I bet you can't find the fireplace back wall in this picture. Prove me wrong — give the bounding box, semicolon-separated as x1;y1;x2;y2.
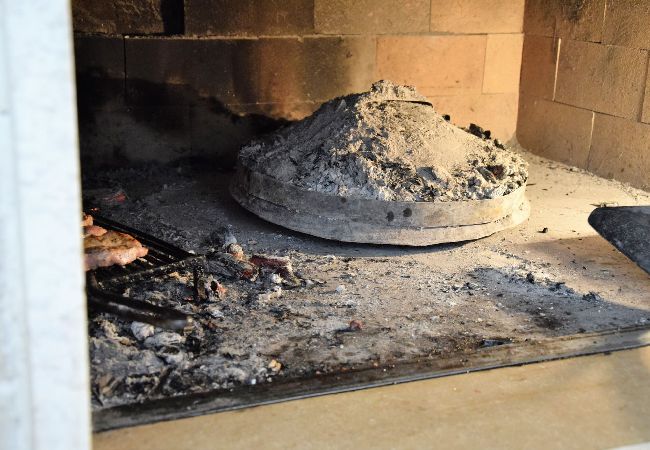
518;0;650;191
73;0;525;168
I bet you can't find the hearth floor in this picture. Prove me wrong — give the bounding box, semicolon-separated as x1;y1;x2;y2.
85;151;650;430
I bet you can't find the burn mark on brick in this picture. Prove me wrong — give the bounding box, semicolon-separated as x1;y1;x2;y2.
561;0;588;23
160;0;184;34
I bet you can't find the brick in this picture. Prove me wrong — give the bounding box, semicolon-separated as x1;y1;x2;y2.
428;94;519;142
555;40;647;120
74;36;125;110
251;37;375;104
555;0;606;42
519;35;559;101
74;36;125;78
189;103;289;167
190;102;315;166
603;0;650;49
523;0;554;36
376;36;486;97
125;38;246;106
72;0;117;34
125;37;374;116
72;0;169;34
114;0;167;34
430;0;524;34
524;0;606;42
315;0;429;34
588;113;650;190
483;34;524;94
517;97;594;168
185;0;314;36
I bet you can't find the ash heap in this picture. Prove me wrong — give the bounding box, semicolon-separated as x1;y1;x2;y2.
239;81;528;203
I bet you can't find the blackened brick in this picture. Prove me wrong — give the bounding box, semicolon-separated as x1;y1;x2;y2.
72;0;169;34
185;0;314;36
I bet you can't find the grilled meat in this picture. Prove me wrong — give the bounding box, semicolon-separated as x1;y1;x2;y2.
82;213;148;270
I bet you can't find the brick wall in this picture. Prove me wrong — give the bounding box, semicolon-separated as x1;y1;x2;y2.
518;0;650;190
73;0;525;167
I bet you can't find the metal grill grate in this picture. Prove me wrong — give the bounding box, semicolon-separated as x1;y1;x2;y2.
90;215;205;284
87;215;205;329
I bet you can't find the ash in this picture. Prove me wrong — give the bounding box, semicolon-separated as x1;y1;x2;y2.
85;152;650;410
239;81;528;202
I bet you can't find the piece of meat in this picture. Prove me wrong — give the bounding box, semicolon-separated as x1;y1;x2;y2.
84;230;148;271
82;213;93;227
83;225;107;238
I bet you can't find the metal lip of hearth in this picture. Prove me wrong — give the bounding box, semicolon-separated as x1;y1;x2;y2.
92;325;650;432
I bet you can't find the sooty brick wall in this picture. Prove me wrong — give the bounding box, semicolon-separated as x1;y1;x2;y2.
73;0;524;167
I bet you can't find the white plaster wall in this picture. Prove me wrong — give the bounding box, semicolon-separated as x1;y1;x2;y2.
0;1;90;449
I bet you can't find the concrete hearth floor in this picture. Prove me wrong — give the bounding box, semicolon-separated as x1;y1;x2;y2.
86;150;650;438
94;345;650;450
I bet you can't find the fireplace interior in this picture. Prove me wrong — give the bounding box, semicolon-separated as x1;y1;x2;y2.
69;0;650;434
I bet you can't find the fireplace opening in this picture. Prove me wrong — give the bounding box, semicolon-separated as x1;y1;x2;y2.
69;0;650;432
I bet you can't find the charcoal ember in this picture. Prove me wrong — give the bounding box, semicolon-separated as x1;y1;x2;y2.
250;254;292;270
211;279;228;299
487;164;506;179
84;187;128;207
199;274;228;302
226;243;244;260
250;254;301;286
349;319;363;331
205;226;237;248
206;252;258;281
583;292;603;302
476;166;497;183
467;123;491;140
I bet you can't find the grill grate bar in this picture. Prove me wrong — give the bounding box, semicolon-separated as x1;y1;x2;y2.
85;214;206;329
89;215;203;283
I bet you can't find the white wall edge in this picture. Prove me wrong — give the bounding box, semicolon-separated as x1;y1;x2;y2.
0;0;90;449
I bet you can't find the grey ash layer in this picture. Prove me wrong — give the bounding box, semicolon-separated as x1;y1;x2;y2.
84;156;650;411
239;81;528;202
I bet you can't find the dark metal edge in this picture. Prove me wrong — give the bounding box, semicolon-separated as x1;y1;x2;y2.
93;325;650;432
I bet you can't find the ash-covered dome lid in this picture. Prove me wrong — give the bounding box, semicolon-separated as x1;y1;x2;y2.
239;81;527;202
